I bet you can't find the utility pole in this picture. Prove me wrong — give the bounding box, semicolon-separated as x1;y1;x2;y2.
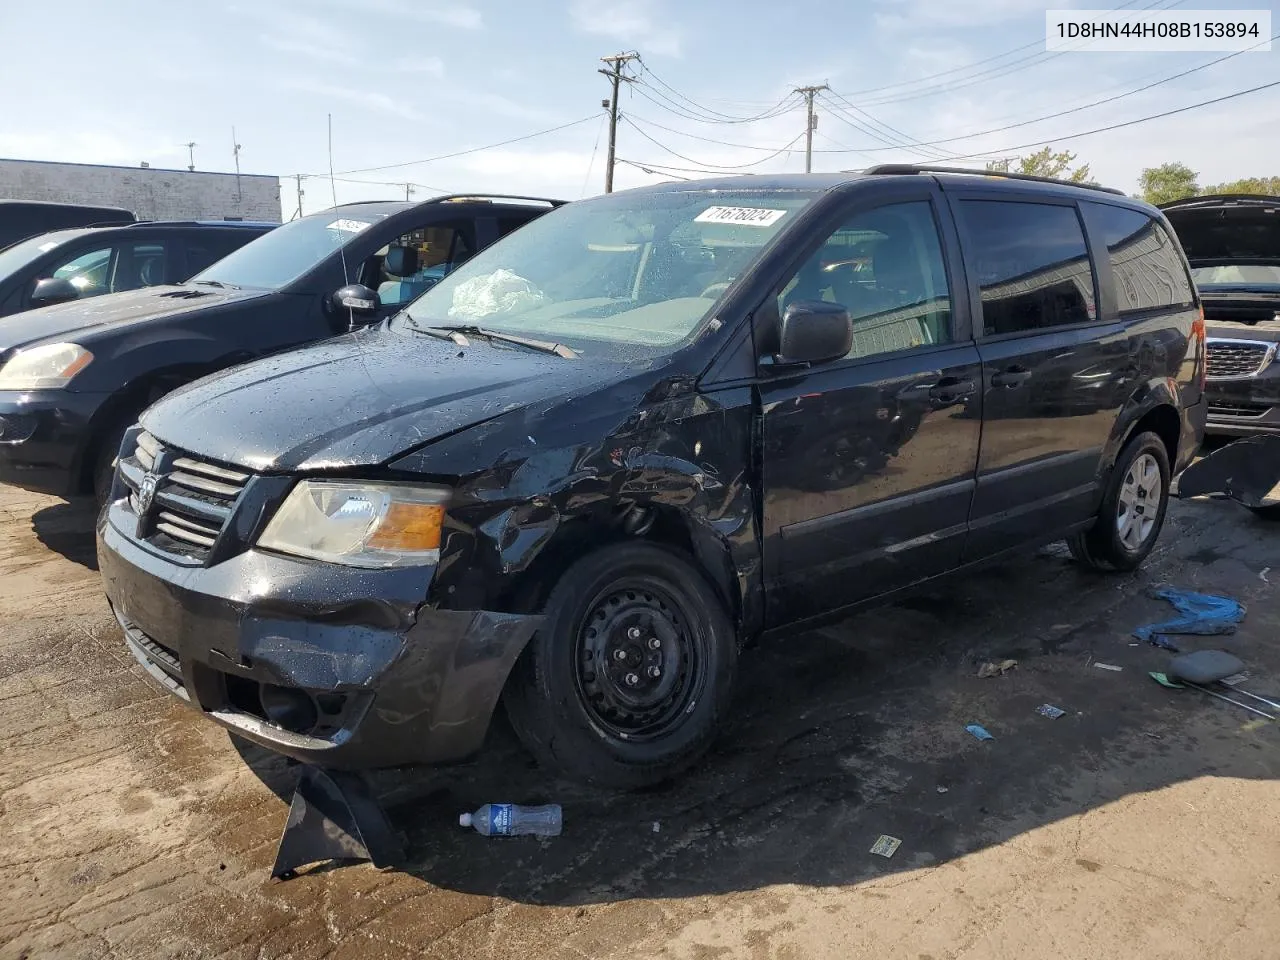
293;174;305;220
599;51;638;194
183;141;197;171
231;128;242;202
404;183;415;202
794;85;828;173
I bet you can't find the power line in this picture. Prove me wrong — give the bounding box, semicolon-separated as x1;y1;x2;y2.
816;92;950;161
822;35;1277;154
306;116;598;177
635;57;798;123
581;113;607;198
916;78;1280;164
621;116;804;170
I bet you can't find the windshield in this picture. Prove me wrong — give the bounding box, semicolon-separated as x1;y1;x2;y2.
1192;264;1280;287
191;211;389;290
0;229;86;279
399;188;817;349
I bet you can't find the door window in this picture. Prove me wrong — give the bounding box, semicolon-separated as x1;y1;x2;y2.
49;247;113;297
371;222;475;309
958;201;1097;336
183;234;251;280
777;201;952;359
1081;203;1194;312
111;242;167;290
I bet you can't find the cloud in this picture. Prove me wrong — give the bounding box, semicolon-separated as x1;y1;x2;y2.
570;0;683;58
282;79;424;121
389;57;446;76
307;0;483;29
874;0;1055;29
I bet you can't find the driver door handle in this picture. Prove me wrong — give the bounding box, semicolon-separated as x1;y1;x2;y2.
928;377;976;402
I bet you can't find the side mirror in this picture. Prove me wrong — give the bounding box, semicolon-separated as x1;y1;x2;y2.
775;300;852;366
331;283;381;317
31;277;81;307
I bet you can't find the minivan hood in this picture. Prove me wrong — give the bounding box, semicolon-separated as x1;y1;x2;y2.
140;324;629;472
0;284;267;350
1161;196;1280;266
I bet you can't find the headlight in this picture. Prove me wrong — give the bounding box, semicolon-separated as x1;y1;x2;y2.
0;343;94;390
258;480;449;568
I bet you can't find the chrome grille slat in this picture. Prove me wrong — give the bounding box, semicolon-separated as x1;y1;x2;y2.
1206;341;1273;380
115;431;253;562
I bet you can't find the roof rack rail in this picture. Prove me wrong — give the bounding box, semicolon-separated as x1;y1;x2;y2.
861;164;1127;197
424;194;568;207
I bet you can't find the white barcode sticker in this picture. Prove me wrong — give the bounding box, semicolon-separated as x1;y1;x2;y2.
694;206;787;227
327;218;371;234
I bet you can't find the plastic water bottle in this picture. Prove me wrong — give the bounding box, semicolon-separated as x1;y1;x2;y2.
459;803;562;837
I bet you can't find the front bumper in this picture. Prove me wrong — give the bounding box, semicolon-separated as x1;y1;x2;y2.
1205;336;1280;436
0;389;108;496
97;498;541;769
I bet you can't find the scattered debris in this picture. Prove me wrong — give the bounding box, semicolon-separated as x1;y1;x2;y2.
1133;589;1246;651
1261;568;1271;583
1170;650;1280;713
1036;704;1066;719
966;724;995;741
936;786;949;794
1149;671;1183;689
870;835;902;858
1094;663;1123;672
1152;657;1278;720
1221;673;1250;687
652;821;661;834
977;658;1018;679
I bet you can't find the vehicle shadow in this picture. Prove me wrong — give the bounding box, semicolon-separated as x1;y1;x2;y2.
233;497;1280;904
31;498;100;570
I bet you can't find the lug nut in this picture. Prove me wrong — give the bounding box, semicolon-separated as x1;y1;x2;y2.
627;626;641;640
624;672;639;687
647;637;661;650
613;649;627;661
647;666;661;679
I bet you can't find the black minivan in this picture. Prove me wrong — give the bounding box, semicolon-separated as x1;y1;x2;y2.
98;166;1207;789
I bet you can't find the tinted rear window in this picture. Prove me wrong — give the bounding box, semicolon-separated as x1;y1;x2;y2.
1082;203;1194;312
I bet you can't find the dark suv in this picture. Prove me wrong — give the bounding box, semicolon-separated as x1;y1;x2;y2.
98;166;1206;790
0;195;560;500
1161;195;1280;435
0;220;275;317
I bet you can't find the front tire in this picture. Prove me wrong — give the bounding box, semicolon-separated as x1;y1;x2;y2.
1068;430;1170;571
503;541;737;790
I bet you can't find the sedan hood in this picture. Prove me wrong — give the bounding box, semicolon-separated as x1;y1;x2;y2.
140;324;629;471
0;284;267;350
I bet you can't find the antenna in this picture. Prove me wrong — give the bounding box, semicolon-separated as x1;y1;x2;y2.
328;113;354;331
232;127;242;202
183;141;197;171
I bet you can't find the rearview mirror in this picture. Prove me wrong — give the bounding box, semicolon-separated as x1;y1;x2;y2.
331;283;381;317
31;277;81;308
775;300;852;366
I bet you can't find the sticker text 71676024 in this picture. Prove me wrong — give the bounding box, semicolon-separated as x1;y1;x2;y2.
694;206;788;227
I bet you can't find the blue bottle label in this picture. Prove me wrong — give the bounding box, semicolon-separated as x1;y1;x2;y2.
490;804;512;835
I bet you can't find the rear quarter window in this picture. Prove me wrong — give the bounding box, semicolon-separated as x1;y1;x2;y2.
1082;202;1194;312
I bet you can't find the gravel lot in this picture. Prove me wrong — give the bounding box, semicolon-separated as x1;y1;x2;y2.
1;484;1277;960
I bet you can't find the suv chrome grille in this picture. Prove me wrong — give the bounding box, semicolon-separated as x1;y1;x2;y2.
1206;340;1275;379
117;431;251;561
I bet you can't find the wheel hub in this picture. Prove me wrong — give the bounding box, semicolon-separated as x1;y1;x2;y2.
1116;452;1162;550
576;585;695;740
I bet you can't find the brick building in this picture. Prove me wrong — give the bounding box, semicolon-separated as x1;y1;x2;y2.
0;158;281;222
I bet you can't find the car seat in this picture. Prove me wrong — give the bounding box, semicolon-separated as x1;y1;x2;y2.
377;245;429;306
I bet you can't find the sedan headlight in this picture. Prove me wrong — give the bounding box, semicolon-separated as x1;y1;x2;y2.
258;480;449;568
0;343;93;390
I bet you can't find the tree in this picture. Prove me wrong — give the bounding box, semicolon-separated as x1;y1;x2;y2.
1139;162;1199;205
1203;176;1280;196
989;147;1092;183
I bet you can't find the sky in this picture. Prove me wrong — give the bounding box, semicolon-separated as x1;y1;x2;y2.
0;0;1276;217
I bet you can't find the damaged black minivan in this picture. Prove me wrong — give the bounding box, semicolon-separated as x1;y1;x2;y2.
98;167;1206;788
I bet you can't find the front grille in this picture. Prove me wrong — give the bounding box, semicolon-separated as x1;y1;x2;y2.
1208;402;1272;419
1206;341;1274;379
117;431;252;562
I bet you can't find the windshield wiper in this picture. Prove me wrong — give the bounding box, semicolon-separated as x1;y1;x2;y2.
191;279;239;290
410;322;578;358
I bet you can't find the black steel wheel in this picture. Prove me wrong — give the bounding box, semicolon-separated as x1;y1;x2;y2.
504;541;737;790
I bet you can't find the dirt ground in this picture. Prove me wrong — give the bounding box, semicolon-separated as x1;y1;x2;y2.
1;483;1277;960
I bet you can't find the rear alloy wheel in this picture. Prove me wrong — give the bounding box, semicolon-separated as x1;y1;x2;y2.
504;541;737;790
1068;430;1171;571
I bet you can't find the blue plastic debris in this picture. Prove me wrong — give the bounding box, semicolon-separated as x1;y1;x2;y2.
966;724;994;741
1132;589;1245;652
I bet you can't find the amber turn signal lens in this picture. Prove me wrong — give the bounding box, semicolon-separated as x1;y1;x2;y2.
366;502;444;551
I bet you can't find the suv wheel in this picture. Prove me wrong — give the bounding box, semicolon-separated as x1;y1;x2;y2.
1068;430;1170;571
503;541;737;790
